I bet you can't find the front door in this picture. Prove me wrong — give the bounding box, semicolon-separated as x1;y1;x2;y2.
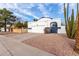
50;22;58;33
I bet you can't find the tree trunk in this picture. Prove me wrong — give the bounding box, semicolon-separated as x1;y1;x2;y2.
4;19;7;32
76;12;79;49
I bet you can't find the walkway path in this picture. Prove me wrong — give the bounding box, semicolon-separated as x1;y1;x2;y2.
0;35;53;56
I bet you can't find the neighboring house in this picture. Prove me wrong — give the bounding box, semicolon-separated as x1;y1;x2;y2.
0;24;10;32
28;17;66;33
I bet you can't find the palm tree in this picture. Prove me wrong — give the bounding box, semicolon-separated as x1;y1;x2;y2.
0;8;16;32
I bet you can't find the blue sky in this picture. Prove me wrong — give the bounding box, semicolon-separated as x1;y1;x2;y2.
0;3;77;22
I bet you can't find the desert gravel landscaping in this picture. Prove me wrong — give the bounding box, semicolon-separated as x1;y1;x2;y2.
22;33;79;56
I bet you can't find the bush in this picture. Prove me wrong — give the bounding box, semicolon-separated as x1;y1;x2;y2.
23;21;28;28
44;27;51;34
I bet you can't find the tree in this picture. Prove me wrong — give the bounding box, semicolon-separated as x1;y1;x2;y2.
0;8;16;32
23;21;28;28
0;21;4;28
14;21;23;28
7;15;17;27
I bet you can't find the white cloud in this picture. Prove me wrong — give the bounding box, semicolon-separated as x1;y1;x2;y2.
58;3;77;21
18;3;36;9
58;3;77;15
26;4;36;8
18;7;39;19
13;12;31;21
15;4;39;19
38;4;49;17
0;3;39;19
0;3;17;9
0;3;8;8
69;3;76;9
58;4;64;14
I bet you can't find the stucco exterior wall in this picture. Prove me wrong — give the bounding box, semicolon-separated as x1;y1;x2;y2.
58;26;66;33
28;18;66;33
12;28;27;33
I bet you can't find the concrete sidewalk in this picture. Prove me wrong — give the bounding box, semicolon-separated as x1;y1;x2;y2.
0;35;54;56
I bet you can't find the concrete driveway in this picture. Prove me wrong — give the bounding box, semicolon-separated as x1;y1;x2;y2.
4;33;42;42
0;35;53;56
